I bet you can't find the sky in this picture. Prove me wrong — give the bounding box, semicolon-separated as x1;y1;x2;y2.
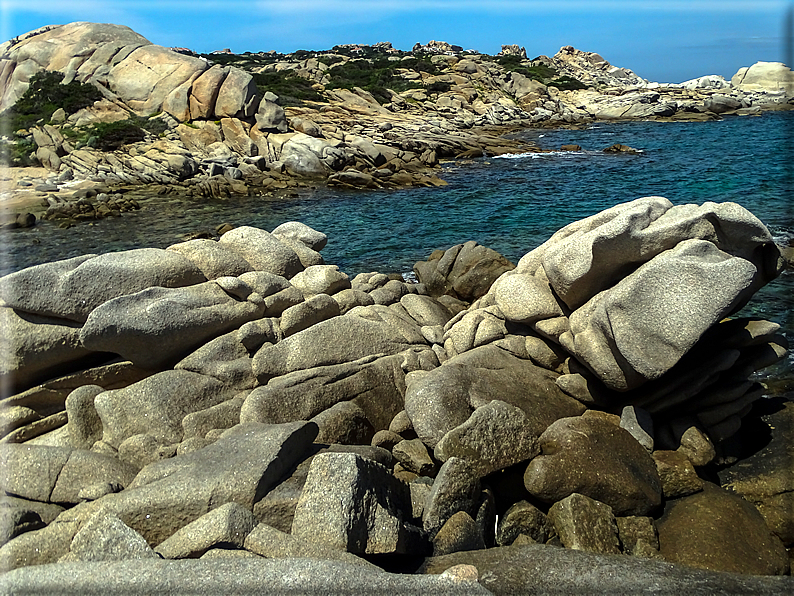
0;0;792;84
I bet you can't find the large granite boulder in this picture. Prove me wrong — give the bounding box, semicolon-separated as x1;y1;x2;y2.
524;414;662;516
0;250;206;323
731;61;794;96
79;280;263;369
656;482;789;575
404;344;585;450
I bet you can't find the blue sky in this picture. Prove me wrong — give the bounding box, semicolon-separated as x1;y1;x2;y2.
1;0;791;83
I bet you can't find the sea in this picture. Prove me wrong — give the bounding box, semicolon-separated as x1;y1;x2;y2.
2;110;793;382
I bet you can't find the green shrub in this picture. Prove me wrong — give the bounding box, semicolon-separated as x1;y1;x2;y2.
4;70;102;131
251;71;324;106
0;137;37;166
547;76;587;91
325;58;427;104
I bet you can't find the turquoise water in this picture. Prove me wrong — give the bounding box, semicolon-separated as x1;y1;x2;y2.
2;111;792;377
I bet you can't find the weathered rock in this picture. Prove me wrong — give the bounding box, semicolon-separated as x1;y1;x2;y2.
251;304;427;382
434;400;541;476
271;221;328;251
218;226;303;279
65;385;105;450
93;370;232;448
0;250;205;323
495;500;554;547
289;265;350;297
653;450;704;498
731;61;794;95
0;445;136;504
79;281;263;369
0;558;491;595
656;482;789;575
548;493;621;554
63;511;157;562
291;452;423;554
393;438;437;477
414;241;514;303
166;239;254;280
419;543;794;595
279;293;340;338
423;457;480;539
214;67;258;119
432;511;485;556
616;515;659;555
524;415;662;516
311;401;374;445
405;344;584;449
188;64;227;119
155;502;256;559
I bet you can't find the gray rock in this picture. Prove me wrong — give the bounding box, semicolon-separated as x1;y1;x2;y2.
271;221;327;251
166;239;254;279
291;452;423;554
496;500;554;547
432;511;485;556
94;370;232;448
65;385;104;450
0;306;95;393
0;250;205;323
155;502;256;559
252;304;427;382
218;226;303;279
244;522;378;568
333;288;375;314
616;515;659;555
434;400;541;477
311;401;374;445
215;67;258;119
620;405;655;451
653;450;704;498
562;239;765;391
80;281;263;369
414;241;515;302
400;294;454;327
405;344;585;449
656;482;789;575
289;264;350;297
64;511;157;562
393;438;437;477
524;415;662;516
181;394;246;440
547;493;621;554
0;558;491;595
75;422;318;546
255;98;288;132
0;445;136;505
0;506;45;546
243;352;413;431
174;331;255;389
117;434;177;469
420;543;794;595
423;457;481;539
491;272;565;325
279;293;340;338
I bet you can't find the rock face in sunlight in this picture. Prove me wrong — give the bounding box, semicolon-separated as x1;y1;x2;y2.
0;198;791;593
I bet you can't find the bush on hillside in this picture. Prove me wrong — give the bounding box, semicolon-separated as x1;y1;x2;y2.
4;70;103;131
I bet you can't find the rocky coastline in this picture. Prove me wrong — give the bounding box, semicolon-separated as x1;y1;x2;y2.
0;197;792;593
1;22;793;229
0;22;793;594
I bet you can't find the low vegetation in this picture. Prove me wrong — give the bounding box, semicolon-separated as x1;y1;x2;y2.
3;70;103;131
491;54;586;90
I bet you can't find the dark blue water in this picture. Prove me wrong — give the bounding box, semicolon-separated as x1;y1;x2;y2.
2;111;792;376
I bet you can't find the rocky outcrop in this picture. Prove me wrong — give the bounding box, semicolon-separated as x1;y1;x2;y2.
0;200;789;592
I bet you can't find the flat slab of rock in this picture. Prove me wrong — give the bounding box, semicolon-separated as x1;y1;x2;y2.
0;558;491;595
420;543;794;595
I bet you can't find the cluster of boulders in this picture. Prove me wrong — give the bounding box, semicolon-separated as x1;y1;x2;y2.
0;198;791;592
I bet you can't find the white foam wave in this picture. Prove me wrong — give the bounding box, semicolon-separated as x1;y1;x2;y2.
494;150;587;160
